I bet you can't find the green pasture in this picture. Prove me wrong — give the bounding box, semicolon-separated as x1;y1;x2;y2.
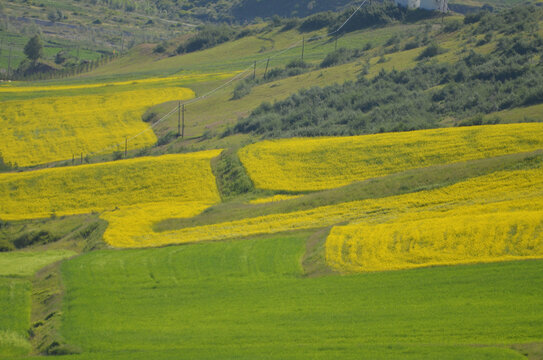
0;249;76;359
0;278;31;358
27;233;541;359
0;250;75;277
0;31;104;74
82;24;424;81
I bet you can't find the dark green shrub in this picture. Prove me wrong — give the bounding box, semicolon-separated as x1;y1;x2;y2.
417;42;445;60
13;231;60;249
320;48;358;68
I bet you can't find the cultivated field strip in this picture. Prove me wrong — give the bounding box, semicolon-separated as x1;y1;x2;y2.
0;87;194;166
141;165;543;249
326;209;543;273
0;151;222;221
238;123;543;191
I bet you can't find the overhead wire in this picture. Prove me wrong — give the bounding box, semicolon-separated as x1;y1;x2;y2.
86;0;369;158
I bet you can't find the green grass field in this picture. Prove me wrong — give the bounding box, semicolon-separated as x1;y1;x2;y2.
26;234;540;359
0;278;31;358
0;250;76;359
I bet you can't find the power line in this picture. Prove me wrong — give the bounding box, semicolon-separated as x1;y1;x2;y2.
78;0;370;160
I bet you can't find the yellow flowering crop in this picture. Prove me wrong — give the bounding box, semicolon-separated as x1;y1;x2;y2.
0;87;194;166
238;123;543;191
326;209;543;273
101;202;215;248
143;165;543;249
249;194;303;204
0;151;222;221
0;73;234;93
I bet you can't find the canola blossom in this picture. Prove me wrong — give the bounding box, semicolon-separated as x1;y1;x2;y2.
0;73;234;93
0;87;194;166
238;123;543;191
101;202;215;248
137;165;543;248
326;209;543;273
0;151;222;221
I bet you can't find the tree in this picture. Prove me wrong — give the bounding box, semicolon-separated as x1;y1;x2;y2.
24;35;43;62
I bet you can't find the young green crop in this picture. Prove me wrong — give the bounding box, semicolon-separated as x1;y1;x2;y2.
50;234;543;359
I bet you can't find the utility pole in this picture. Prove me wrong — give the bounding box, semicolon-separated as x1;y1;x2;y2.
253;61;257;80
121;32;124;54
125;137;128;158
72;154;75;166
301;37;305;61
81;153;83;164
182;104;185;139
7;46;12;78
264;58;270;79
177;101;181;137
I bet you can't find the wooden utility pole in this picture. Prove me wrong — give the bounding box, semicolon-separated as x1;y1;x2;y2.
121;32;125;54
264;58;270;79
177;102;181;137
253;61;257;80
125;137;128;158
182;104;185;139
72;154;75;166
7;47;12;77
81;153;83;164
301;37;305;61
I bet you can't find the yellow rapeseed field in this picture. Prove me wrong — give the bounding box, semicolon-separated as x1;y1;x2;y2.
142;165;543;249
325;167;543;272
238;123;543;191
326;208;543;273
0;151;222;221
101;202;215;248
0;87;194;166
0;72;235;93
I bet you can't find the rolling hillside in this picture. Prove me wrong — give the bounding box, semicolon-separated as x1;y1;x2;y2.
0;2;542;360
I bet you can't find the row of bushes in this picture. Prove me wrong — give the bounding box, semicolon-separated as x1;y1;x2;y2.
228;5;543;139
176;24;255;54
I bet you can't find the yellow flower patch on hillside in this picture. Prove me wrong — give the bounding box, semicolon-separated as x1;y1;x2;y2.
0;87;194;166
144;165;543;249
0;151;222;221
238;123;543;191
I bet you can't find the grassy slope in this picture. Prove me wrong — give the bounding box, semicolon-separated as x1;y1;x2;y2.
0;278;31;358
83;24;416;80
48;234;541;359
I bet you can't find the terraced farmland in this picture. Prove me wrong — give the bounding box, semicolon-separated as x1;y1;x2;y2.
0;82;195;167
0;151;221;220
0;151;222;249
1;4;542;359
238;123;543;191
150;163;543;248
